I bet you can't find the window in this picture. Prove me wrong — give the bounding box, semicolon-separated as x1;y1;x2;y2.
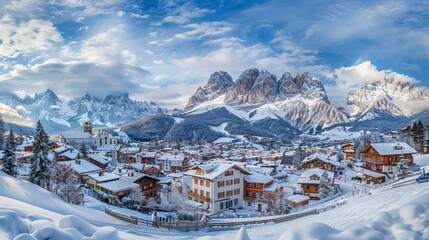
218;192;225;199
220;202;224;209
306;185;310;190
234;178;240;184
200;179;204;186
200;190;204;196
194;189;197;194
194;179;198;184
218;181;225;187
206;181;210;187
234;189;240;195
225;170;233;176
206;191;210;198
234;199;238;205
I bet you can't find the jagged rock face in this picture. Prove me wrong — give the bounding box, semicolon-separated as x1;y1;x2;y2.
186;68;349;132
185;71;233;110
347;78;429;117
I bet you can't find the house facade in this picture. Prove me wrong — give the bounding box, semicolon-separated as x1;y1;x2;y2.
361;142;416;174
300;153;337;172
298;168;334;200
341;143;355;160
185;164;251;214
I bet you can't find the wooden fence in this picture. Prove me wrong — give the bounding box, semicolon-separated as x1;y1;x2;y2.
105;207;139;225
208;209;317;228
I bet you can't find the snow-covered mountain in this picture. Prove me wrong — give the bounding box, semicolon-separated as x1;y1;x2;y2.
0;90;163;133
347;77;429;118
185;69;348;132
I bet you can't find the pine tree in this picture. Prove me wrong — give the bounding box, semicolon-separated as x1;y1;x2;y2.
79;143;88;159
29;121;51;189
320;171;335;199
2;130;18;177
0;113;5;150
396;159;410;180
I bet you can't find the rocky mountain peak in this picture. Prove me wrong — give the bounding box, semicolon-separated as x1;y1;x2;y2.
185;71;233;111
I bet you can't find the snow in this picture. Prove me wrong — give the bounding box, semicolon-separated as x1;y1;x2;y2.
312;127;362;141
213;137;235;144
97;180;140;193
173;117;184;123
88;172;120;182
59;160;101;175
210;123;229;135
369;142;417;155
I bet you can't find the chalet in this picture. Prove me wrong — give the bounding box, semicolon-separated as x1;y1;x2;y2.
54;146;79;161
158;154;189;173
287;195;310;208
361;142;417;174
87;153;111;169
59;159;101;182
243;172;283;211
120;172;161;198
300;153;338;172
362;169;386;184
298;168;334;200
341;143;355;160
87;172;139;201
184;164;251;214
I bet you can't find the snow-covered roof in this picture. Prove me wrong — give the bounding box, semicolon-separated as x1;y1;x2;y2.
120;172;158;183
61;132;93;139
298;168;333;185
138;152;156;158
88;172;120;182
120;147;140;154
185;164;251;181
366;142;417;155
301;153;338;165
59;160;101;175
158;154;185;161
287;195;310;203
97;180;139;193
244;172;274;184
363;169;385;178
88;153;111;165
95;145;121;151
58;149;79;159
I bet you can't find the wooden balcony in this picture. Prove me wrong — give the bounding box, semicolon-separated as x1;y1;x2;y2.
188;191;211;202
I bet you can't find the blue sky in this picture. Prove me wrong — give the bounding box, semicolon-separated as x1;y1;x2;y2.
0;0;428;108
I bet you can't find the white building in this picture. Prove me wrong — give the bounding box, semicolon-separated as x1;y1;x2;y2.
185;164;251;214
59;122;120;149
158;154;189;173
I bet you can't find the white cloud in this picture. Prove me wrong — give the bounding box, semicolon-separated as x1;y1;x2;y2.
325;61;418;107
0;60;149;98
130;13;149;19
0;15;63;58
116;11;125;17
158;2;213;25
174;21;232;40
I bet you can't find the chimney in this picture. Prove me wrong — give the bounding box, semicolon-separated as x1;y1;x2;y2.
118;168;122;173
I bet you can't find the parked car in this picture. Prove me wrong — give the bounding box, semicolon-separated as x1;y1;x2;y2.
416;173;429;183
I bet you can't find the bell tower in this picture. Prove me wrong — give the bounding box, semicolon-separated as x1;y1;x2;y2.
83;122;92;134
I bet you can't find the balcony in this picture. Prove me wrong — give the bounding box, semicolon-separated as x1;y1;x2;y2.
188;191;211;202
